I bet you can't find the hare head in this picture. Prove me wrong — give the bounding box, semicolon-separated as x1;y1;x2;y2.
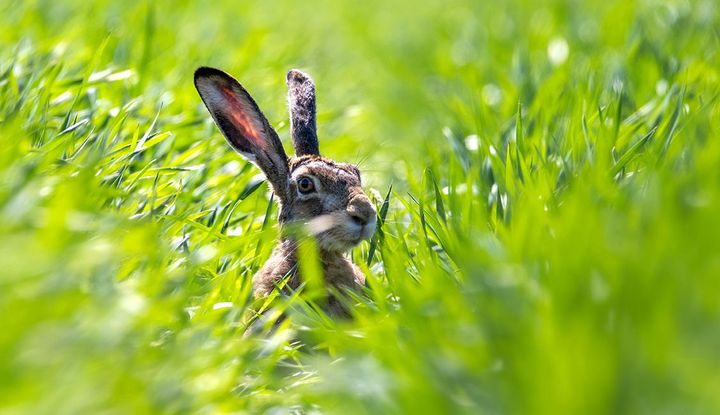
194;67;376;253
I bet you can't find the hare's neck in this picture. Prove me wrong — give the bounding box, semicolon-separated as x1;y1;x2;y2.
260;239;362;298
277;238;349;263
275;238;355;284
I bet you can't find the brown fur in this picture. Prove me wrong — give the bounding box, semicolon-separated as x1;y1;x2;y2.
253;240;365;316
195;67;376;316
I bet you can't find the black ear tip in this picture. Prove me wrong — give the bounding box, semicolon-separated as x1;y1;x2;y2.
286;69;313;85
194;66;227;82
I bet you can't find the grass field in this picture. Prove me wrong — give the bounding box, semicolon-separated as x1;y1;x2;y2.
1;0;720;413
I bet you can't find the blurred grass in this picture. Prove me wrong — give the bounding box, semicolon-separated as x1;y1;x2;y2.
1;0;720;413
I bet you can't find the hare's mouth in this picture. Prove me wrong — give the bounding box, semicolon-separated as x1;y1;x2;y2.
358;216;377;241
342;215;376;250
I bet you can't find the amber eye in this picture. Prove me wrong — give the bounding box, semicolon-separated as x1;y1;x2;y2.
297;176;315;194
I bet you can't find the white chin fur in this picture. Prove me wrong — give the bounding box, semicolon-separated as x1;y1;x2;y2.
305;213;376;252
305;214;338;235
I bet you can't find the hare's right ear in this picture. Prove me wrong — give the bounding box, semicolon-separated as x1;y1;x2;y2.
194;67;290;201
286;69;320;156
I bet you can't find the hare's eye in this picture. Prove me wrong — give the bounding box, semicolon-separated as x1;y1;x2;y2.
297;176;315;194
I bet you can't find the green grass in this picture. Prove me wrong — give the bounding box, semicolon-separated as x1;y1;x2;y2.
1;0;720;413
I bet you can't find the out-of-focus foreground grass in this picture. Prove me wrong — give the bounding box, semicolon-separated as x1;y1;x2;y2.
1;0;719;413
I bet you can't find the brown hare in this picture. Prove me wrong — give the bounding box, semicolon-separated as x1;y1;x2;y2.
194;67;376;316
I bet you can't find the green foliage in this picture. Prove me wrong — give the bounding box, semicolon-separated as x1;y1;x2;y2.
1;0;719;413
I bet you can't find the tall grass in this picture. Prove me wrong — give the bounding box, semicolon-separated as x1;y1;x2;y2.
1;0;719;413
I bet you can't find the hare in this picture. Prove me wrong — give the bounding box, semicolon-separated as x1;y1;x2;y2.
194;67;377;315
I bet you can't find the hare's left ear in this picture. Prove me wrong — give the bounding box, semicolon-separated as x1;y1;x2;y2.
194;67;291;202
287;69;320;156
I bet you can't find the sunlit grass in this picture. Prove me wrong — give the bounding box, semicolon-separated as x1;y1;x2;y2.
1;0;719;413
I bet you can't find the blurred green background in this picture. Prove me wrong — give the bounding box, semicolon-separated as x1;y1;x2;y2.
1;0;719;413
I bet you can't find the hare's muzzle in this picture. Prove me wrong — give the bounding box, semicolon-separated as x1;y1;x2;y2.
347;193;377;240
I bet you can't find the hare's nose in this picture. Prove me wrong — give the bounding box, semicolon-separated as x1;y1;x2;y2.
347;194;376;227
349;211;369;226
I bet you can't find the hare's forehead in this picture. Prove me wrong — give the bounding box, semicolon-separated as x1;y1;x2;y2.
290;161;360;184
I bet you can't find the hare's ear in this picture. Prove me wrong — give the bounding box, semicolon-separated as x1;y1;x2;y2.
286;69;320;156
195;67;290;201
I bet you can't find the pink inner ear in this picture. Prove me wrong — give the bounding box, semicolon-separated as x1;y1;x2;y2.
220;85;267;150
